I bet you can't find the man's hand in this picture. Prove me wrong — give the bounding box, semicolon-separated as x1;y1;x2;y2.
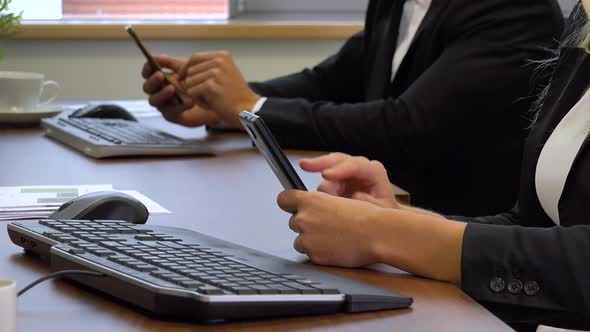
300;153;399;209
142;54;221;127
178;51;261;128
277;190;385;267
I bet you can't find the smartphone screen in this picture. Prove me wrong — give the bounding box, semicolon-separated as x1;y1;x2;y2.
125;25;183;105
239;111;307;191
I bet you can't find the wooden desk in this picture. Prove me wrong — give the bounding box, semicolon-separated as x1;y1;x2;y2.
0;122;511;331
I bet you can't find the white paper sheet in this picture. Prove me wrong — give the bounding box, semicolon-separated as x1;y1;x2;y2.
0;185;170;221
117;190;170;215
0;185;113;208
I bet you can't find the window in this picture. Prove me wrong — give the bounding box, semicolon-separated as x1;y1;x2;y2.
10;0;231;20
243;0;367;13
63;0;229;19
10;0;366;21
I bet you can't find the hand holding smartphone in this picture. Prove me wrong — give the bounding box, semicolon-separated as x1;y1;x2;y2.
239;111;307;191
125;25;184;105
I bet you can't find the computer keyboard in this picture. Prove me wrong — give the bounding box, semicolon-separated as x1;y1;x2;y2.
8;219;412;322
59;117;184;146
42;111;215;158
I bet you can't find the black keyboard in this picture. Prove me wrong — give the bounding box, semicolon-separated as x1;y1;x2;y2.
57;117;184;146
8;219;412;322
42;110;215;158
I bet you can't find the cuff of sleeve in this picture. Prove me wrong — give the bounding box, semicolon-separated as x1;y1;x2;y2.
461;223;530;307
460;223;578;324
445;215;476;223
251;97;268;114
462;223;505;298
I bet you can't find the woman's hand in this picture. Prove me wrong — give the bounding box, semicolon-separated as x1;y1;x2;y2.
300;153;399;209
277;189;465;284
277;190;386;267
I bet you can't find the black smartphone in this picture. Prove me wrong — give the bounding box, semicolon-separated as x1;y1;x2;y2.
239;111;307;191
125;25;183;105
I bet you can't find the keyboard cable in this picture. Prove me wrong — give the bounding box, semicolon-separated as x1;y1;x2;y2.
17;270;106;297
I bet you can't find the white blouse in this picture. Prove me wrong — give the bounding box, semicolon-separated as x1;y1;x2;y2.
536;87;590;225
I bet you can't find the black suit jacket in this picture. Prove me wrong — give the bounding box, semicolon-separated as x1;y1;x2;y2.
456;14;590;329
250;0;563;216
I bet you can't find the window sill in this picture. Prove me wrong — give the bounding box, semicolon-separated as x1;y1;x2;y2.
14;13;363;40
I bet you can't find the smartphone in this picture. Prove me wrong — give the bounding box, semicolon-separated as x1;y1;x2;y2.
239;111;308;191
125;25;183;105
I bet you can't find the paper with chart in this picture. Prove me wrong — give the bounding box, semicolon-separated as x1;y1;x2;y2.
0;185;170;220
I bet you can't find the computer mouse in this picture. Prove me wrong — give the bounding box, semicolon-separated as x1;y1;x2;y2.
48;191;149;224
70;104;137;121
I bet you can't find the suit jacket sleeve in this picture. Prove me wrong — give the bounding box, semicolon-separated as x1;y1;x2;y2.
249;1;560;163
460;216;590;328
249;32;365;104
448;205;520;225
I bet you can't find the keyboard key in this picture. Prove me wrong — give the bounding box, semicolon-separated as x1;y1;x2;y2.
174;253;194;258
187;272;209;279
281;274;306;280
157;241;185;249
134;234;158;241
101;235;129;241
68;248;86;255
228;286;257;295
267;284;300;294
133;264;157;272
197;286;224;295
282;282;321;294
313;286;341;295
249;285;279;294
179;280;205;288
91;249;116;257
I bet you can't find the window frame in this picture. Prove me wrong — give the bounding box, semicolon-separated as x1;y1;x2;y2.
9;0;365;40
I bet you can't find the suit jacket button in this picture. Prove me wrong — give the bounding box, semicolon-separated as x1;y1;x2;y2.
524;281;539;296
507;280;523;294
489;277;506;293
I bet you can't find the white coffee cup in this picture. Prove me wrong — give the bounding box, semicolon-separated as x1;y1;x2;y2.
0;279;16;332
0;71;60;113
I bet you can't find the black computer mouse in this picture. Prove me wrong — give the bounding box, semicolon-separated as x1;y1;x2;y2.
70;104;137;121
48;191;149;224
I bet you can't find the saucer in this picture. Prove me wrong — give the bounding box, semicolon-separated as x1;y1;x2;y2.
0;104;63;126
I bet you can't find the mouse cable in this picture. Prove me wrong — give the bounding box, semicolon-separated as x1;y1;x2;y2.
17;270;106;297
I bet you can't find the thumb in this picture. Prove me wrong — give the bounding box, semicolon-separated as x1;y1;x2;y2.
277;190;303;214
156;54;184;72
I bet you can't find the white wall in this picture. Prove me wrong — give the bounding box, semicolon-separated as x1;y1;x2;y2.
0;39;344;100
